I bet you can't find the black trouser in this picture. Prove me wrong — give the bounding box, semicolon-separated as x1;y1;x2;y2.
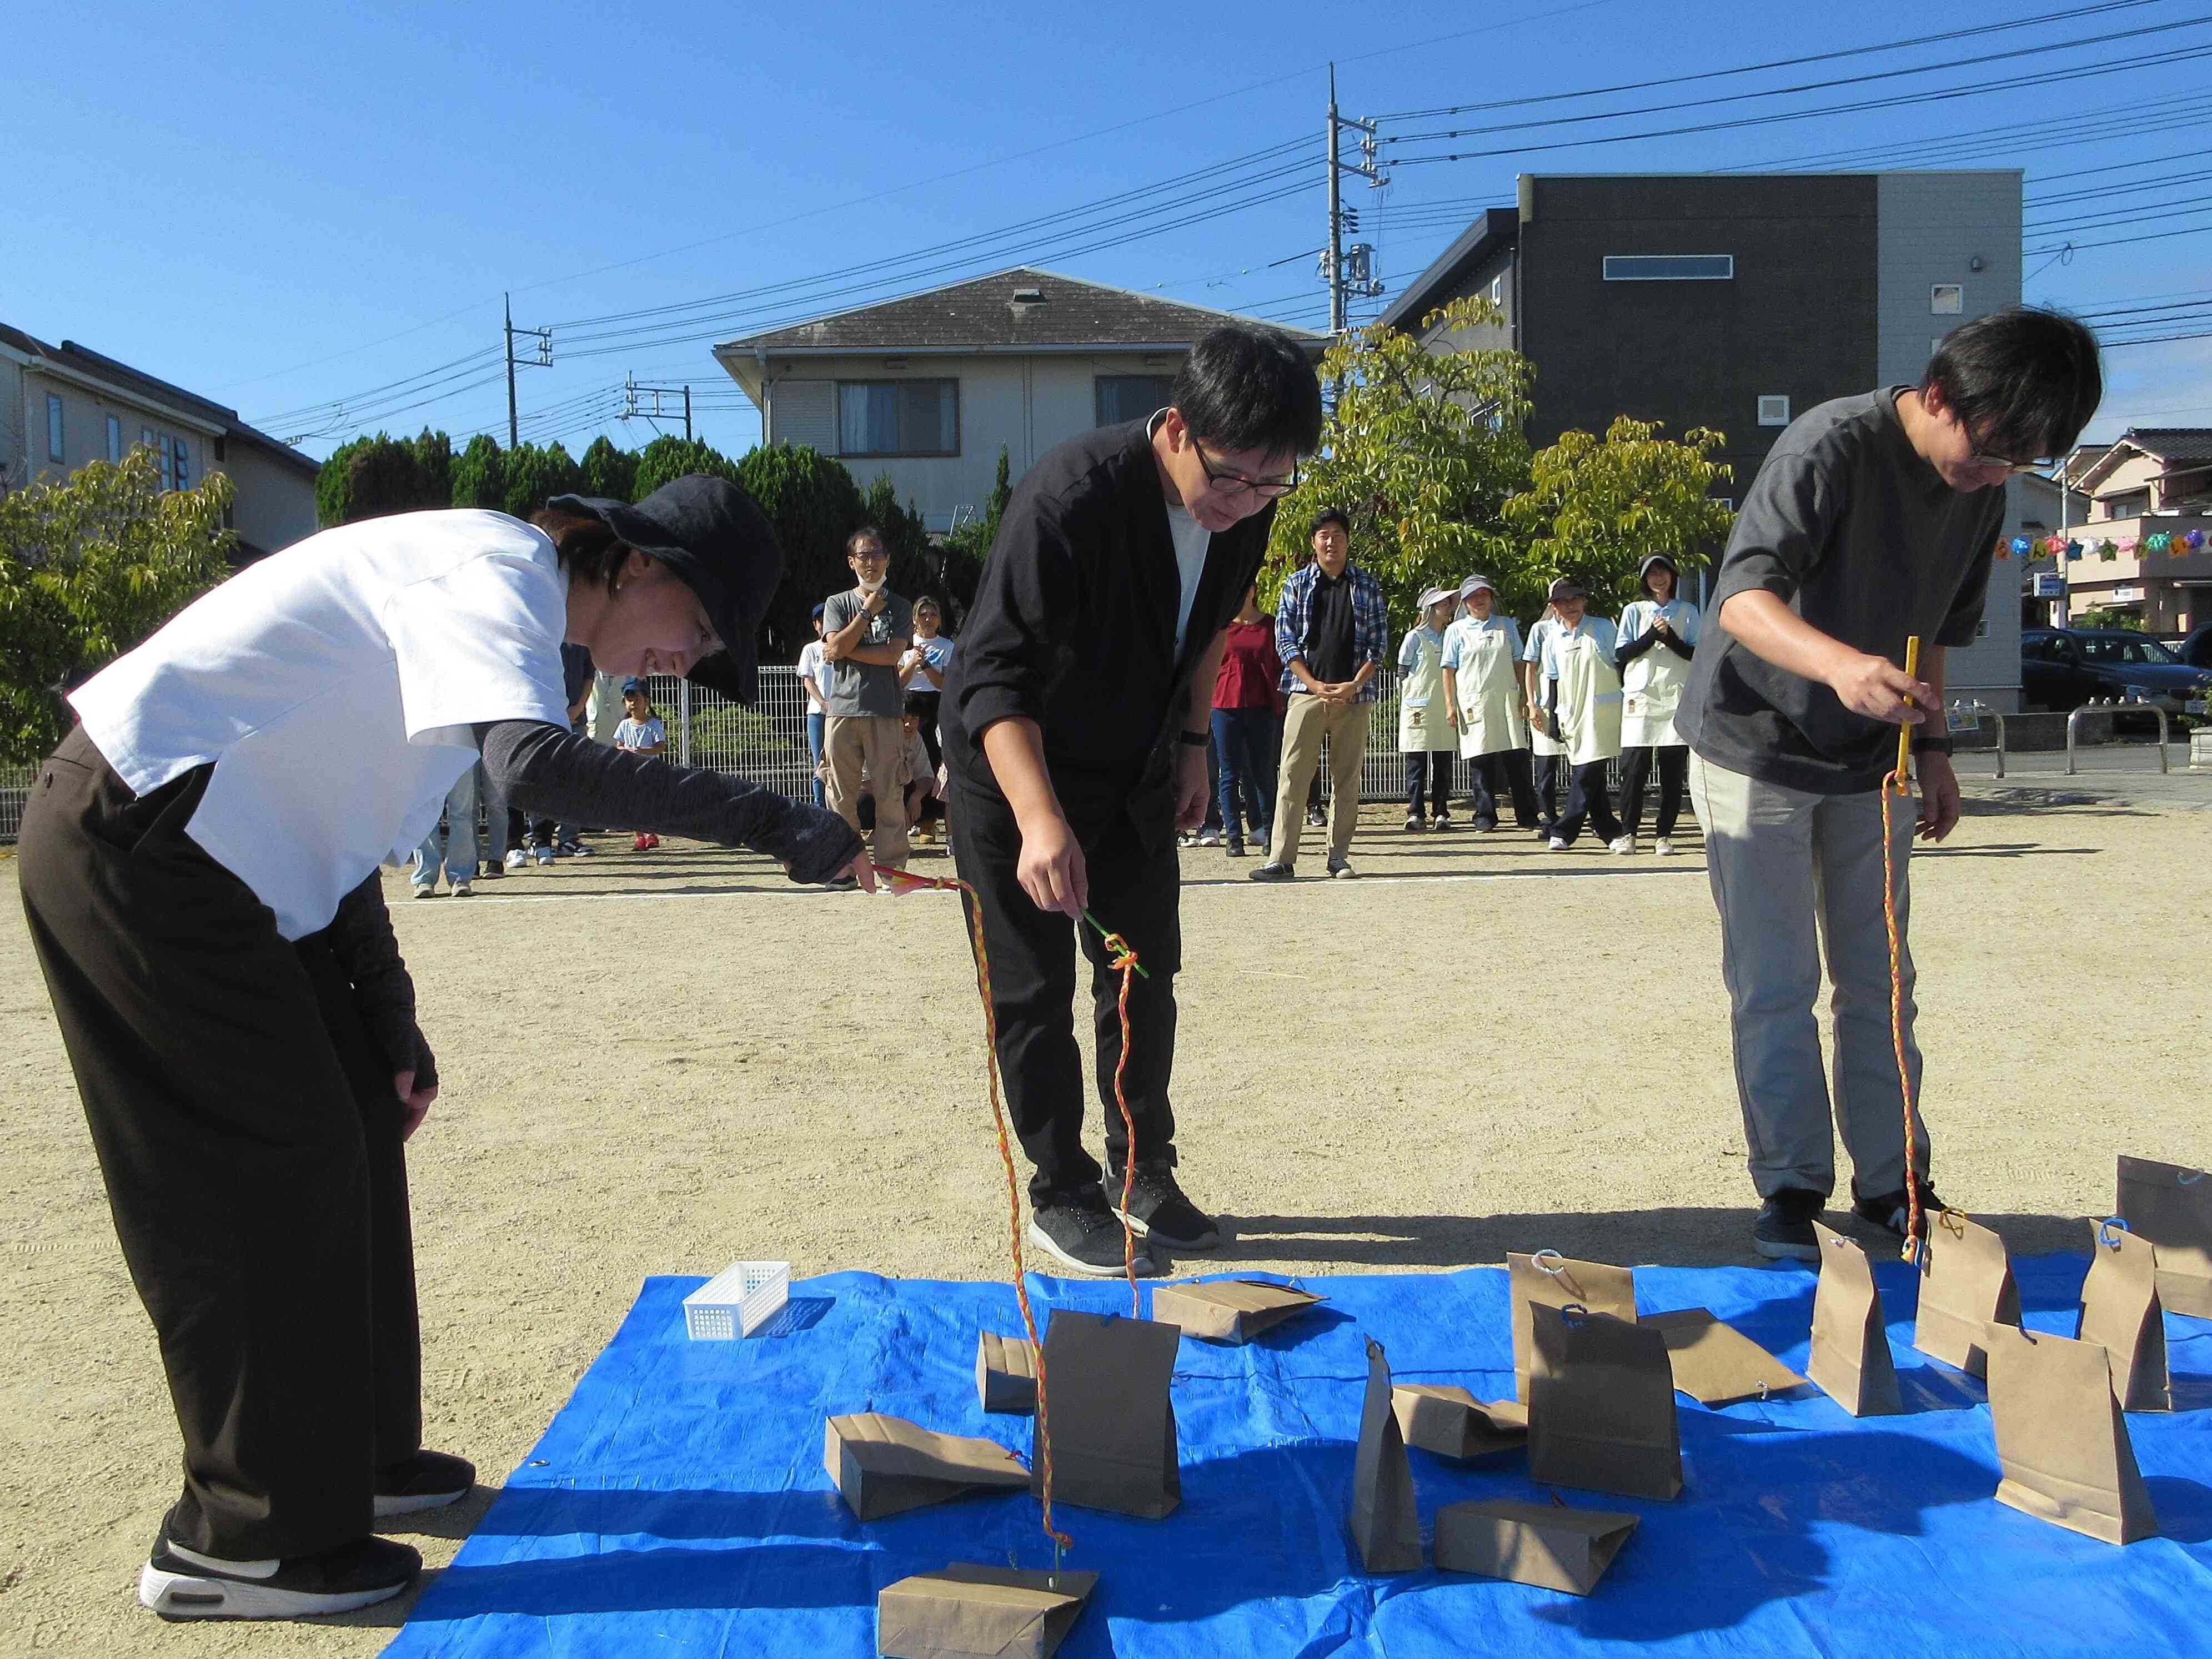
1405;751;1453;818
17;728;420;1561
949;780;1181;1203
908;690;944;776
1619;743;1688;837
1533;750;1563;833
1549;757;1623;846
1467;748;1540;829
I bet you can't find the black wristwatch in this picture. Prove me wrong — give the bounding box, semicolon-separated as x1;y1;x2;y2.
1176;730;1208;749
1910;733;1955;757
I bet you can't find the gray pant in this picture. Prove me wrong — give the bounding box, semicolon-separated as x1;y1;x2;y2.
1688;753;1929;1202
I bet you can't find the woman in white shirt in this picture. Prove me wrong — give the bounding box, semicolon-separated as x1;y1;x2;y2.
897;594;956;777
15;477;865;1623
797;602;833;808
1613;554;1702;854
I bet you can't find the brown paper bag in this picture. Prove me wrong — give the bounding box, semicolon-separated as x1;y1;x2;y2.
1433;1498;1639;1595
1035;1311;1180;1519
1527;1304;1682;1502
1349;1337;1423;1572
1986;1323;2160;1545
824;1414;1030;1522
2078;1220;2170;1413
1391;1385;1528;1461
1639;1309;1806;1405
2118;1155;2212;1319
1509;1250;1637;1401
1807;1221;1903;1417
976;1332;1037;1416
876;1564;1098;1659
1149;1279;1325;1345
1911;1210;2020;1378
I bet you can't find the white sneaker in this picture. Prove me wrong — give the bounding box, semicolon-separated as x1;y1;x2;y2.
1547;836;1569;851
504;848;528;871
1609;836;1635;855
1196;829;1225;847
532;848;555;867
450;880;474;898
411;884;437;899
1654;836;1676;857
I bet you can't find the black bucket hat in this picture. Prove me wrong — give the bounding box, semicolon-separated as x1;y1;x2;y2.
544;475;783;703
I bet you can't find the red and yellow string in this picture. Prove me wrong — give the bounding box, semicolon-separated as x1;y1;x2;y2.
1884;639;1929;1261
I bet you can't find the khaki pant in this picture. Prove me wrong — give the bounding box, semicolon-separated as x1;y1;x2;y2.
1268;694;1368;868
825;713;910;869
1688;752;1928;1202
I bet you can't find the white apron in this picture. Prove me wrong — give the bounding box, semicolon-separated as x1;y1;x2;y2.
1452;625;1528;757
1621;602;1697;748
1398;631;1456;752
1554;632;1624;767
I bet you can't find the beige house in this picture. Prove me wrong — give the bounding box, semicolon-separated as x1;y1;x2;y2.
0;322;319;561
2051;429;2212;632
711;267;1326;533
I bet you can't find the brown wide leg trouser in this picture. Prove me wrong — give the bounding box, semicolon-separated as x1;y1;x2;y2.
17;727;421;1561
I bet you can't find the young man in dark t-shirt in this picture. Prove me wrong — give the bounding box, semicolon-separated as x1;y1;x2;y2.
942;326;1322;1275
1678;308;2101;1263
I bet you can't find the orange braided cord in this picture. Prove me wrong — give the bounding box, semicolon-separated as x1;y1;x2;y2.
1879;773;1927;1263
1098;931;1143;1316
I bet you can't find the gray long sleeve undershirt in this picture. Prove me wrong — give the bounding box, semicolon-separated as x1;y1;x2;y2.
474;720;860;884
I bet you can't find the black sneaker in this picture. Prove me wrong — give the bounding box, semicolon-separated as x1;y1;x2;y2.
1225;836;1246;857
138;1512;419;1621
1306;805;1327;828
824;873;858;891
1327;856;1358;879
1248;862;1295;882
1851;1183;1947;1244
1027;1186;1162;1278
1473;817;1498;833
1431;813;1452;831
1107;1162;1221;1250
1752;1188;1827;1262
375;1450;475;1519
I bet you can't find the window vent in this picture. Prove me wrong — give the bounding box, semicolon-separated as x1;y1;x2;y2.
1602;254;1733;281
1010;287;1046;305
1931;284;1963;315
1758;395;1790;428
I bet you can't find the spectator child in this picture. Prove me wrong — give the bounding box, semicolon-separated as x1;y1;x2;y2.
1614;554;1701;854
897;596;956;776
1210;583;1282;857
899;693;945;843
1397;587;1458;831
1439;573;1539;831
797;602;832;809
614;677;668;851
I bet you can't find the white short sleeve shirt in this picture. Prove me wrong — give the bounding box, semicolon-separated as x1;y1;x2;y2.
69;509;571;939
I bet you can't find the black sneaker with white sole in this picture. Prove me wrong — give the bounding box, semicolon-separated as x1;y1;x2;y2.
137;1514;419;1621
1027;1185;1162;1278
375;1449;475;1519
1752;1187;1827;1261
1850;1183;1947;1244
1107;1161;1221;1251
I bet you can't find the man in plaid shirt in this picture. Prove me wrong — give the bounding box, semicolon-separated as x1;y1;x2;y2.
1252;508;1388;881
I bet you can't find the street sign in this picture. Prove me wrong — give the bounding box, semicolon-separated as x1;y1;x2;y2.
2033;573;2066;599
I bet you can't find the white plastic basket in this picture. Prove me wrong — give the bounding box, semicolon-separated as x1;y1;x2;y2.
683;1260;791;1340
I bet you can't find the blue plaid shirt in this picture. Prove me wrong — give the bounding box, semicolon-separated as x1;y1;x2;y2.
1275;561;1389;702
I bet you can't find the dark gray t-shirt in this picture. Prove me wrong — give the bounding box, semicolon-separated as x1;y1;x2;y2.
821;587;913;717
1678;388;2006;795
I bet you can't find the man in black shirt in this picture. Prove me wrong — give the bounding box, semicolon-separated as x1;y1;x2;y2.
942;326;1322;1275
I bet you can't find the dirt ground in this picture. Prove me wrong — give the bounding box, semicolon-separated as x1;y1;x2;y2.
2;775;2207;1656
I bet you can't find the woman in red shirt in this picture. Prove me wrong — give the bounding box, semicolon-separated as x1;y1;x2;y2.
1211;584;1285;857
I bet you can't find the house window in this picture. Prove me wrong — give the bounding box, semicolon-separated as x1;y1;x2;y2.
47;394;63;461
1931;284;1963;315
1489;275;1503;304
1095;374;1176;428
1602;254;1733;281
171;436;190;490
837;379;957;457
1758;395;1790;428
106;415;122;462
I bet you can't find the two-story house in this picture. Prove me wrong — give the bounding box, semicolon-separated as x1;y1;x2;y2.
2053;429;2212;633
711;267;1327;532
1;322;320;561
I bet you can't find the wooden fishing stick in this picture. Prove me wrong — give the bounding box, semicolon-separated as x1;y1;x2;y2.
1894;635;1920;784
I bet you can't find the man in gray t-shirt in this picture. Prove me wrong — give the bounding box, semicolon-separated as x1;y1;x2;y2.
820;526;915;871
1678;308;2101;1266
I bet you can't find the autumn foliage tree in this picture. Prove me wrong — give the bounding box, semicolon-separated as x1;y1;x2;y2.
1501;417;1736;607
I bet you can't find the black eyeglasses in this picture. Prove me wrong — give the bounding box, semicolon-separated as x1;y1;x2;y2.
1190;440;1299;499
1967;428;2052;474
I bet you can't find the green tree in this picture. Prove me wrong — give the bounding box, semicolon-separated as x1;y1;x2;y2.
499;441;584;521
410;429;454;507
734;443;865;660
1265;296;1537;624
315;432;444;526
579;435;638;502
452;434;506;510
0;450;236;763
937;444;1011;621
1501;416;1736;607
631;434;742;499
860;471;940;607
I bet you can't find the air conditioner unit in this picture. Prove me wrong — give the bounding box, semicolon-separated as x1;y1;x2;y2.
1758;395;1790;428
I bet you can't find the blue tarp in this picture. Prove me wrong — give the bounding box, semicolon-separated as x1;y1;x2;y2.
382;1256;2212;1658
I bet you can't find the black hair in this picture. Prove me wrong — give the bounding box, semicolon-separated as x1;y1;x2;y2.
1172;324;1325;458
901;691;934;718
531;507;624;597
846;524;886;557
1309;507;1351;539
1923;308;2103;460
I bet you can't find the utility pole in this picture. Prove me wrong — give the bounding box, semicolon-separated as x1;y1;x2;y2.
1321;64;1387;339
623;375;694;440
503;293;553;448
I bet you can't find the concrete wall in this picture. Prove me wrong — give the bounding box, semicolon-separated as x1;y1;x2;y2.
22;365;221;491
1875;172;2023;387
221;442;319;558
0;354;24;489
761;350;1183;531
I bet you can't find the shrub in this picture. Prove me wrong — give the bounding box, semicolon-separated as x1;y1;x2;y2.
499;441;584;521
579;435;638;502
452;434;506;510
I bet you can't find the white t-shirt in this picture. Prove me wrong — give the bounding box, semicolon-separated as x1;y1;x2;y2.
70;509;570;941
796;639;833;703
902;632;955;694
1165;502;1212;651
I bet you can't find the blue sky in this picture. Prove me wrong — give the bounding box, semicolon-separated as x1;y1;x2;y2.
8;0;2208;463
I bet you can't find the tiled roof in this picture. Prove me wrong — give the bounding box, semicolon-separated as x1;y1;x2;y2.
715;267;1327;354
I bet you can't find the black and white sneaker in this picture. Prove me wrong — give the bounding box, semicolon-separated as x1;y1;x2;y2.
1306;805;1327;828
375;1450;475;1519
1327;856;1358;879
137;1515;419;1621
1027;1186;1162;1278
1108;1162;1221;1251
1248;862;1295;882
1752;1188;1827;1262
1851;1183;1947;1244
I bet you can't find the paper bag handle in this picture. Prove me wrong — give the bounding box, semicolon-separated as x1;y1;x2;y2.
1532;1249;1568;1277
2098;1216;2130;1250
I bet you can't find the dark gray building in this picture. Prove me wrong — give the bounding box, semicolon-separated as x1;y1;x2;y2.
1380;171;2037;707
